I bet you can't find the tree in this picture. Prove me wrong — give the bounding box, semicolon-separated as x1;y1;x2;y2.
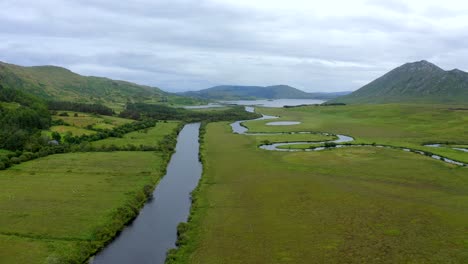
51;131;62;142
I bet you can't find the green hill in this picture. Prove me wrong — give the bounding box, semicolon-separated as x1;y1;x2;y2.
180;85;349;100
0;61;201;110
332;60;468;104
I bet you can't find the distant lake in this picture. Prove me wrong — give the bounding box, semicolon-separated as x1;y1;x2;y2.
220;99;325;108
183;103;224;109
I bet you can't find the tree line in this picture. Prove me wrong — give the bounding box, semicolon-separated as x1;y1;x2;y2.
0;119;159;170
119;103;260;122
48;101;114;115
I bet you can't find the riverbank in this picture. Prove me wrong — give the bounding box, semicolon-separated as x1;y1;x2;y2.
0;123;182;263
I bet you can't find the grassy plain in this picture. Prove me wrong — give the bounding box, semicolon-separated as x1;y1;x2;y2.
50;125;97;136
170;121;468;264
1;115;179;262
52;111;133;129
44;112;135;137
244;104;468;163
91;121;180;148
0;152;165;263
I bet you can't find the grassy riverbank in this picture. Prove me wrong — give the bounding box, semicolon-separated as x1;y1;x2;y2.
168;106;468;263
91;121;180;148
0;121;182;263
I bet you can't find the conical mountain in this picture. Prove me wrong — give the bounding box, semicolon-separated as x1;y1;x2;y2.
333;60;468;104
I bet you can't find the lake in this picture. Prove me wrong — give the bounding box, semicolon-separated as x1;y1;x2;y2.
220;99;325;107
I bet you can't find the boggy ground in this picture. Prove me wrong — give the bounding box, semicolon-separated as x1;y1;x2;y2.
244;104;468;163
168;104;468;264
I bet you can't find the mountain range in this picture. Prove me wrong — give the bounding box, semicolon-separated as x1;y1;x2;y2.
2;59;467;107
179;85;350;100
332;60;468;104
0;61;198;109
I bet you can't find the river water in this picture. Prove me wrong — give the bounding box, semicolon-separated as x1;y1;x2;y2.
91;123;202;264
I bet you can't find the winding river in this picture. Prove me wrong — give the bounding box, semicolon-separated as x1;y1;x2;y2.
232;107;467;167
91;123;202;264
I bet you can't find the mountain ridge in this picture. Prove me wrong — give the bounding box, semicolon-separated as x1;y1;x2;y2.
180;84;350;100
0;61;202;110
332;60;468;104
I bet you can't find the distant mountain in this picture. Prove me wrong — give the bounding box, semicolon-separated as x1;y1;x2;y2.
180;85;350;100
0;61;197;108
331;60;468;104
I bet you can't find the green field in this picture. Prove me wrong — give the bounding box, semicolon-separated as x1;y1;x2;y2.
44;112;135;137
49;125;97;136
52;112;133;129
0;152;165;263
169;104;468;264
91;121;180;148
0;115;181;263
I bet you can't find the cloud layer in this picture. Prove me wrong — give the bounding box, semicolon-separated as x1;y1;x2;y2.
1;0;468;92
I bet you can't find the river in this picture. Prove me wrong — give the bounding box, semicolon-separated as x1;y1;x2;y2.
91;123;202;264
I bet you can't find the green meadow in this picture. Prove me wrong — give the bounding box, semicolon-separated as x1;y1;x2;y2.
91;121;180;148
52;111;133;129
168;104;468;264
0;115;179;262
49;125;97;136
43;112;135;137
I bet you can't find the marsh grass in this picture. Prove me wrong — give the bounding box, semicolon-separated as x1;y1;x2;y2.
168;107;468;263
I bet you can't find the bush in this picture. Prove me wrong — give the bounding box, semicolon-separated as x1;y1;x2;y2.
175;222;190;246
10;157;21;164
51;131;61;142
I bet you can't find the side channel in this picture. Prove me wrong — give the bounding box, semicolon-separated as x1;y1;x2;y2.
92;123;202;264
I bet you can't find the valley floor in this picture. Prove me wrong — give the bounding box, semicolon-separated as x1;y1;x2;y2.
169;104;468;263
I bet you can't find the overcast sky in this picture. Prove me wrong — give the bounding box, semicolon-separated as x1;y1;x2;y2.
1;0;468;92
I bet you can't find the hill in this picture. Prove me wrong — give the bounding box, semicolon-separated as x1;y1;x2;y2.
332;60;468;104
0;61;200;110
180;85;350;100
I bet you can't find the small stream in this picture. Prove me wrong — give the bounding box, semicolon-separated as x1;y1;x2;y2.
91;123;202;264
425;144;468;153
231;107;467;167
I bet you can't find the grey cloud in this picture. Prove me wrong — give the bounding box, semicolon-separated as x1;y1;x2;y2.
1;0;468;92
